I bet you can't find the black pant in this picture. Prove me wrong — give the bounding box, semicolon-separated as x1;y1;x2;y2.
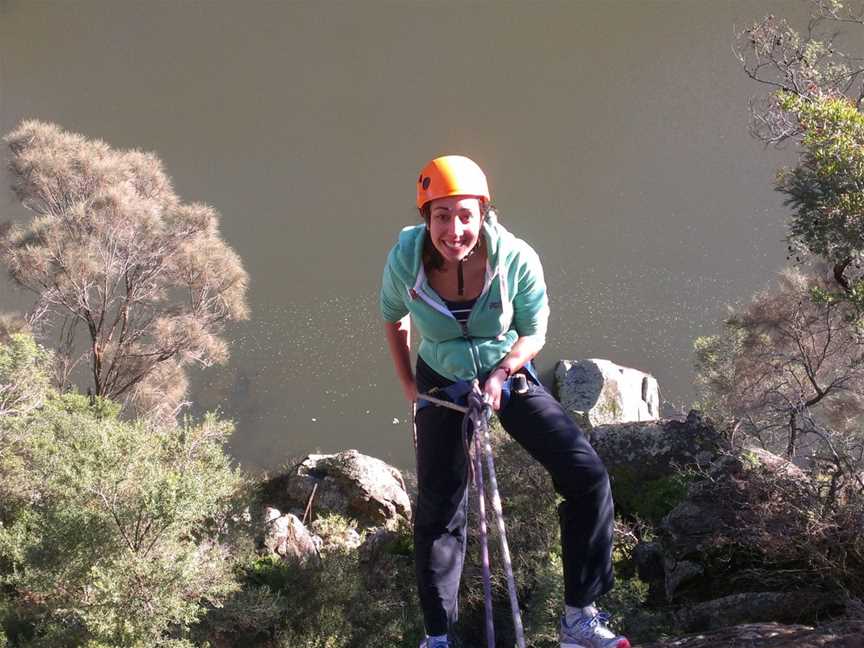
413;358;615;636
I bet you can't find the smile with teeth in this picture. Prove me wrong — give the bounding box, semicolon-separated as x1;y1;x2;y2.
442;240;469;251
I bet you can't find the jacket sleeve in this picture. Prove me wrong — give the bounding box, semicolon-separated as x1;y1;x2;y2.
511;243;549;341
379;246;409;323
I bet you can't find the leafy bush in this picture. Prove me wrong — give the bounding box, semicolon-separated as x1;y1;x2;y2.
196;516;424;648
0;333;53;421
0;334;244;647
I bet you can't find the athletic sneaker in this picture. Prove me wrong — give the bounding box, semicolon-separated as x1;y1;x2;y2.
559;610;631;648
418;636;449;648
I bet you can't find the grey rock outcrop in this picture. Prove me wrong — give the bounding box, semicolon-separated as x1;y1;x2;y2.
635;445;838;630
633;541;665;584
555;358;659;428
740;446;807;479
590;410;725;484
262;507;319;564
659;448;813;579
671;592;832;633
266;449;411;530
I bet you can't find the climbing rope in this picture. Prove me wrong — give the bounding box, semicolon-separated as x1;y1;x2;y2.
415;380;526;648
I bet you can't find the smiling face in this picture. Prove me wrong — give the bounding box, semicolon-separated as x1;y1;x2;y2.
426;195;485;265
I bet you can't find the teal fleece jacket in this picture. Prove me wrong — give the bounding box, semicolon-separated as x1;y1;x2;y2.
380;212;549;382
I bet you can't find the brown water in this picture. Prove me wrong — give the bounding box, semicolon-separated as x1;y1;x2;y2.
0;0;811;471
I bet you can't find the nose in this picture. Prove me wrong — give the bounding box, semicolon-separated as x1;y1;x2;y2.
449;217;465;238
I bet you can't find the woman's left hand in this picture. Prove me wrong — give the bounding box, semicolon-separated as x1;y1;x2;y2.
482;368;507;411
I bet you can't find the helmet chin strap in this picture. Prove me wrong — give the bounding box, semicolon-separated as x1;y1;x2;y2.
456;236;482;297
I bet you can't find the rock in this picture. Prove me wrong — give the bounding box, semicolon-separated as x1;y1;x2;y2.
634;541;667;605
672;591;832;633
661;499;728;561
262;508;319;564
554;358;659;428
357;525;415;603
660;446;815;564
637;621;864;648
740;446;807;479
266;449;412;530
633;541;665;584
654;447;823;607
590;410;725;483
358;526;410;564
664;559;704;601
586;411;725;524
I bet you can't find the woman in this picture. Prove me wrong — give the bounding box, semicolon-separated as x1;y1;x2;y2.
380;155;630;648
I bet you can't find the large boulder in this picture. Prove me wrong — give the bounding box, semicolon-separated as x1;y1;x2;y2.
555;358;660;429
590;410;725;483
589;410;726;525
659;447;814;579
264;449;411;530
638;446;848;629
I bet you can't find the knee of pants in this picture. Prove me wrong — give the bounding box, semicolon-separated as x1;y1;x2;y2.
553;457;611;503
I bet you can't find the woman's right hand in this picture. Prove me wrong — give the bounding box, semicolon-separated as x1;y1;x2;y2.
402;380;418;403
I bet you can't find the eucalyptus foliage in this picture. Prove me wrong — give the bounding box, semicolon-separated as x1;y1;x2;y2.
777;93;864;312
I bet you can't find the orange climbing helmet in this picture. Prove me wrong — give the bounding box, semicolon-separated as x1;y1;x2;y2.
416;155;490;210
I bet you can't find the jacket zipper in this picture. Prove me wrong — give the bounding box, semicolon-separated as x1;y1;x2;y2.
410;263;499;381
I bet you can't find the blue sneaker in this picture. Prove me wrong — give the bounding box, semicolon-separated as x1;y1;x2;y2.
559;610;630;648
419;636;450;648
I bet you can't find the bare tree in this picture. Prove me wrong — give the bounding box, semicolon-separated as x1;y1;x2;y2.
1;120;249;419
697;266;864;504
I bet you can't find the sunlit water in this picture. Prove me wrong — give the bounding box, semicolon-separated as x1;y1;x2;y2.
1;0;811;471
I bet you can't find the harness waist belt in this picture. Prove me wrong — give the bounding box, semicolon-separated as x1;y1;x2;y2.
416;363;540;412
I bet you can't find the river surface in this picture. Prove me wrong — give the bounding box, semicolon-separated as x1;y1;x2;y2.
0;0;813;471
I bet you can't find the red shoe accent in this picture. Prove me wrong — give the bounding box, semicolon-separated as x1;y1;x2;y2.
616;640;631;648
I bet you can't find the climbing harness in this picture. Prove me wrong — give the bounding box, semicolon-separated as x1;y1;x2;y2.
415;375;529;648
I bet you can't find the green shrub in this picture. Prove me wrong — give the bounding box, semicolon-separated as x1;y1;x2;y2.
196;513;424;648
0;334;244;647
0;333;52;422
